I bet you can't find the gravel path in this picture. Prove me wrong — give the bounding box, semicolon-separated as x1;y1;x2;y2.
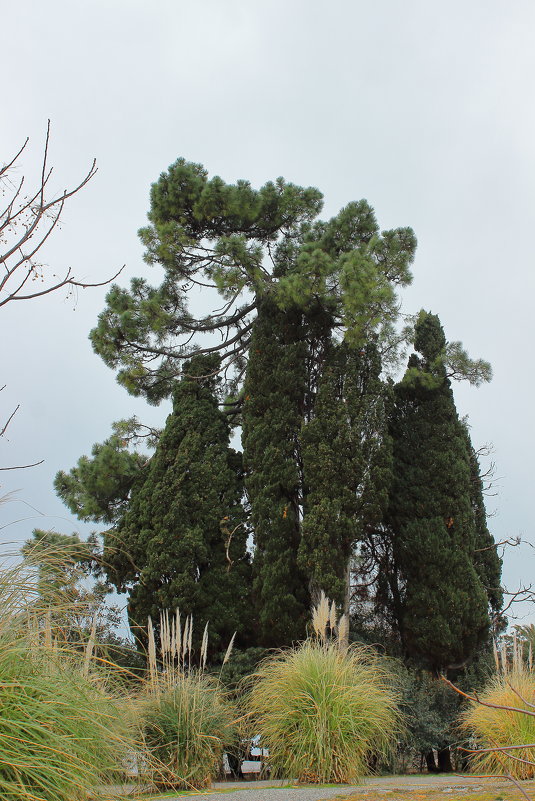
155;774;498;800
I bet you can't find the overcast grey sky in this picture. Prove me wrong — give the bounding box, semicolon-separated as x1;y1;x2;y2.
2;0;534;624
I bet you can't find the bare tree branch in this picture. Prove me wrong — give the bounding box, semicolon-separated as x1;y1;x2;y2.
0;123;125;471
0;121;124;307
0;460;44;471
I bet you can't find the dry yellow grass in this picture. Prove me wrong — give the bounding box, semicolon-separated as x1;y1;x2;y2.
460;667;535;781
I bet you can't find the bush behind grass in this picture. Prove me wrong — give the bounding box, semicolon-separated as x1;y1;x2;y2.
246;639;403;784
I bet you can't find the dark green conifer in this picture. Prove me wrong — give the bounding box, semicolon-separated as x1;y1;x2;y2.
241;301;309;646
298;341;391;611
106;355;251;653
387;311;494;671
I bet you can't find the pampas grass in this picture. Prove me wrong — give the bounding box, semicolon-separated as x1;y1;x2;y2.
246;636;402;783
460;663;535;780
138;611;236;790
140;671;236;790
0;548;133;801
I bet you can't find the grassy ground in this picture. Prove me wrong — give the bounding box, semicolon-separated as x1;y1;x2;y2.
335;780;535;801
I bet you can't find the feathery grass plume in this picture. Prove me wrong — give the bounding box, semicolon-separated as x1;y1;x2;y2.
329;599;337;630
138;612;236;791
182;616;190;663
312;591;330;640
337;613;349;649
82;612;97;678
0;547;134;801
188;615;193;662
147;615;158;690
175;608;182;661
246;639;402;784
501;639;508;673
493;639;500;672
201;621;209;670
222;631;236;666
460;665;535;780
161;609;171;673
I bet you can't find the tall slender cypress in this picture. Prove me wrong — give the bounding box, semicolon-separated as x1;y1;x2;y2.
106;355;251;653
242;301;309;647
298;341;391;611
386;312;493;671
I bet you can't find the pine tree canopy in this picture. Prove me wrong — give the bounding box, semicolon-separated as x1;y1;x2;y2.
54;422;150;524
90;159;417;402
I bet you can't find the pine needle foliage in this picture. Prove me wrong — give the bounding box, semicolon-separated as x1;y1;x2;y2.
246;637;401;783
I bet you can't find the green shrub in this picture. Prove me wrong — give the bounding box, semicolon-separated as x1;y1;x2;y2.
460;667;535;780
246;639;402;784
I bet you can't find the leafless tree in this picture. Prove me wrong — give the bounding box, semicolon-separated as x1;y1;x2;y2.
1;122;123;469
0;120;122;307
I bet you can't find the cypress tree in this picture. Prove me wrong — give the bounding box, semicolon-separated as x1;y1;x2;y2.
242;301;309;647
106;355;251;654
298;341;392;612
386;311;493;672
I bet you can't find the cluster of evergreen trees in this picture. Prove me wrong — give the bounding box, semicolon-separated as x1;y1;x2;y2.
56;159;502;682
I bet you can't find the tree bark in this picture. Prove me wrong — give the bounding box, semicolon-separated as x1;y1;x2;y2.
425;751;438;773
437;747;453;773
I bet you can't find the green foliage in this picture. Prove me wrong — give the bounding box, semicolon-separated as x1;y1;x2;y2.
298;341;392;608
359;312;499;673
140;672;236;790
215;646;267;695
246;639;402;784
0;555;133;801
107;355;251;653
55;425;147;524
90;158;416;401
242;301;309;646
387;313;495;670
22;529;96;597
395;666;462;759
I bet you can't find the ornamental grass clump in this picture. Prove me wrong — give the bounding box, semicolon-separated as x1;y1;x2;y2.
138;610;236;791
0;551;133;801
246;593;402;784
460;640;535;780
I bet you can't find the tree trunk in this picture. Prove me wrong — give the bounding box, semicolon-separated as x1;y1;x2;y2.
437;747;453;773
425;751;438;773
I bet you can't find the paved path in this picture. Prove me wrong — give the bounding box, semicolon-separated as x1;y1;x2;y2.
151;774;504;801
